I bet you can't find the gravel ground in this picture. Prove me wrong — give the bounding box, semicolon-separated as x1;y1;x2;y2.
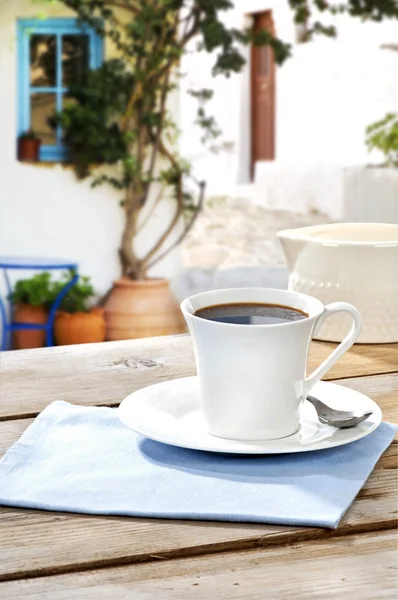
182;197;330;269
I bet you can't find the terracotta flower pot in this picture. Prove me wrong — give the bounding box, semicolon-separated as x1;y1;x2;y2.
54;308;106;346
104;278;186;340
18;138;41;162
13;303;48;350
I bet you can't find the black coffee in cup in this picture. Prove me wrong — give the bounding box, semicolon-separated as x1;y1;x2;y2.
194;303;308;325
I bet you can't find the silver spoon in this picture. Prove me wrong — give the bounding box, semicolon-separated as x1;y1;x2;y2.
307;395;374;429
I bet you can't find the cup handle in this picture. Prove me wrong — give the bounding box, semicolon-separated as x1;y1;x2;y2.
304;302;362;396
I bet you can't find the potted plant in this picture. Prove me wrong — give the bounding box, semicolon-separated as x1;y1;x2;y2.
52;272;106;346
344;62;398;224
10;272;53;349
53;1;290;340
18;130;41;162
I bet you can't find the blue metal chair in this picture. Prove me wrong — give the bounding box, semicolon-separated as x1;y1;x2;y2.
0;257;79;351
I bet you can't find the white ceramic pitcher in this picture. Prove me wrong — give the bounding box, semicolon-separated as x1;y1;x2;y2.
278;223;398;344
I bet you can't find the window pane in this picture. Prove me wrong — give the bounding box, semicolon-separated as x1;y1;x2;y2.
30;93;57;145
62;35;89;86
30;35;56;87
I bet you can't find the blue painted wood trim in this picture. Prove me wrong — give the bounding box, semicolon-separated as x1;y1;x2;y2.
55;32;62;146
17;18;104;163
17;21;30;136
17;18;98;34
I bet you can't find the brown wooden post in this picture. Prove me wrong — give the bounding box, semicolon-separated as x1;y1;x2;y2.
250;11;276;179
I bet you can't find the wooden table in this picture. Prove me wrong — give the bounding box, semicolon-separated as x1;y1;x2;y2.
0;335;397;599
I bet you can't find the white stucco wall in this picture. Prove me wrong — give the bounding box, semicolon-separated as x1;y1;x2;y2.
180;0;398;198
0;0;180;296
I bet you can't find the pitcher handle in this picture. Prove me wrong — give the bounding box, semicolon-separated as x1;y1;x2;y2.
304;302;362;396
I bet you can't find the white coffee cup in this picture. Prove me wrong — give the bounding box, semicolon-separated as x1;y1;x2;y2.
181;288;362;441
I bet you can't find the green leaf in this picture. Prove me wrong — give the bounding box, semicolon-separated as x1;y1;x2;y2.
365;113;398;166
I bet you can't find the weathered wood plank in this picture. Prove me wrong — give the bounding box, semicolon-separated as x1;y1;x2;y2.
320;341;398;380
0;530;396;599
0;442;395;582
334;373;398;423
0;372;396;580
0;340;397;584
0;335;194;420
1;336;397;420
1;372;396;457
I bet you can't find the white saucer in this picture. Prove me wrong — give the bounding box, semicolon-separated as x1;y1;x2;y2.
118;377;382;454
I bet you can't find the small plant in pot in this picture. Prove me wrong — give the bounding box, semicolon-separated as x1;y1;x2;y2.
18;130;41;162
52;272;106;346
11;272;53;349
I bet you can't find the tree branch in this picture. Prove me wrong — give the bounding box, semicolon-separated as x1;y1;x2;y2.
146;179;206;271
140;69;172;207
127;10;179;209
106;1;139;14
152;11;202;85
137;129;187;269
121;7;199;131
135;182;166;235
139;181;183;269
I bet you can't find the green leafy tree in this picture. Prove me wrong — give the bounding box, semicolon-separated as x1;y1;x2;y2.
53;0;291;280
51;1;398;280
289;0;398;39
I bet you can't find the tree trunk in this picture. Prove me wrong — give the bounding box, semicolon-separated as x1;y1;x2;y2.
119;186;144;280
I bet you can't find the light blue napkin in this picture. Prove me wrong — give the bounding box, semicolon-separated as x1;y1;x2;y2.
0;401;395;529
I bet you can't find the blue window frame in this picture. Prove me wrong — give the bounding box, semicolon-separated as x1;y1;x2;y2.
17;18;103;162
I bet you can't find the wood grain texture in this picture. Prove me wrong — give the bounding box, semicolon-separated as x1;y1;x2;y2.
1;531;396;599
1;336;397;420
0;339;397;588
0;335;195;420
310;341;398;380
0;442;396;581
1;372;396;458
334;373;398;423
